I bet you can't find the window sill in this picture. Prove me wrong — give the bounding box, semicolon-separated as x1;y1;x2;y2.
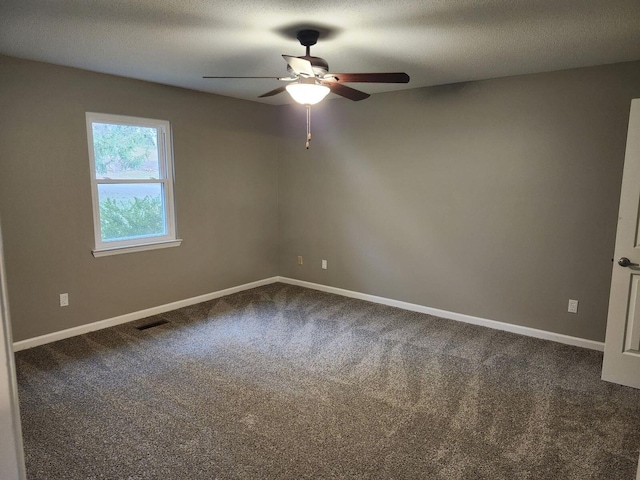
92;239;182;258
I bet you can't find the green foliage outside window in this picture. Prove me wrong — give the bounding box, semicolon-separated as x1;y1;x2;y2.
100;196;164;241
93;124;156;175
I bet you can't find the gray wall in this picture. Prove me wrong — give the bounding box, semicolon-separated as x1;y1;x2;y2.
0;56;279;342
3;54;640;344
278;61;640;342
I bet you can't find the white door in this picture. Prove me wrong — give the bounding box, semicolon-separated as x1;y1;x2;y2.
603;99;640;389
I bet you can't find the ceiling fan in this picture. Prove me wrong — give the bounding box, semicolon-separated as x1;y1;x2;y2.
204;29;410;147
204;29;410;103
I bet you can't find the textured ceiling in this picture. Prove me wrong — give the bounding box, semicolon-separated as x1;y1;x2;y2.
1;0;640;105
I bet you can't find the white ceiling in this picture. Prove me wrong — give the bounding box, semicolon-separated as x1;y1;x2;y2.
1;0;640;105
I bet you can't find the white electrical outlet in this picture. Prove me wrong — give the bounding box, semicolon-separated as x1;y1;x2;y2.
568;299;578;314
60;293;69;307
322;259;327;270
297;256;303;265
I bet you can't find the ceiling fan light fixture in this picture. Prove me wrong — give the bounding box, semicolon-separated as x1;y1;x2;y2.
285;83;330;105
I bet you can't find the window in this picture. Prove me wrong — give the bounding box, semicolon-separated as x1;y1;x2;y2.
86;113;180;257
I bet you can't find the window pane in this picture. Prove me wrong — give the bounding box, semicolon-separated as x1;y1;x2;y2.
98;183;166;242
92;123;160;180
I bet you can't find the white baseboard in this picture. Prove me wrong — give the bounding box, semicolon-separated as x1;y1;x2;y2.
277;277;605;352
12;277;279;352
13;275;604;353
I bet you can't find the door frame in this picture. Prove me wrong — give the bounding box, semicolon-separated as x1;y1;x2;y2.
0;219;26;480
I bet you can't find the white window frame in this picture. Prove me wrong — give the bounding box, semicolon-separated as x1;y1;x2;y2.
86;112;181;257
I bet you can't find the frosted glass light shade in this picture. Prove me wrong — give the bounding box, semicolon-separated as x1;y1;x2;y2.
286;83;330;105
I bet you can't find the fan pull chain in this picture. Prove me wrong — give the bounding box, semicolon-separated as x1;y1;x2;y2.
305;105;311;149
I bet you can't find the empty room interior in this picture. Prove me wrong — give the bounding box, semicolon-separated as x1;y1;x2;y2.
2;1;640;479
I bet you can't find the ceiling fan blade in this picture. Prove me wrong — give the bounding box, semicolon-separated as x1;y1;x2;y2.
258;86;287;98
282;55;315;77
327;72;410;83
203;76;282;79
326;83;370;101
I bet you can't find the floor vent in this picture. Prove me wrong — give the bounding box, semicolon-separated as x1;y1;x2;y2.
136;319;169;331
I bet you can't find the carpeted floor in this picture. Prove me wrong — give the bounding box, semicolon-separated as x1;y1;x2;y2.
15;283;640;479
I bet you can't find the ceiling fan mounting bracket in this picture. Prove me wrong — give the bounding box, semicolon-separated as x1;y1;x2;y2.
297;30;320;48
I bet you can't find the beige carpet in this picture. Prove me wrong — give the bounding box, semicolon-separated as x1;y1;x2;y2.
15;283;640;479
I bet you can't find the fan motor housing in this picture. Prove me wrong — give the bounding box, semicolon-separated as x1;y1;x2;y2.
287;55;329;78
